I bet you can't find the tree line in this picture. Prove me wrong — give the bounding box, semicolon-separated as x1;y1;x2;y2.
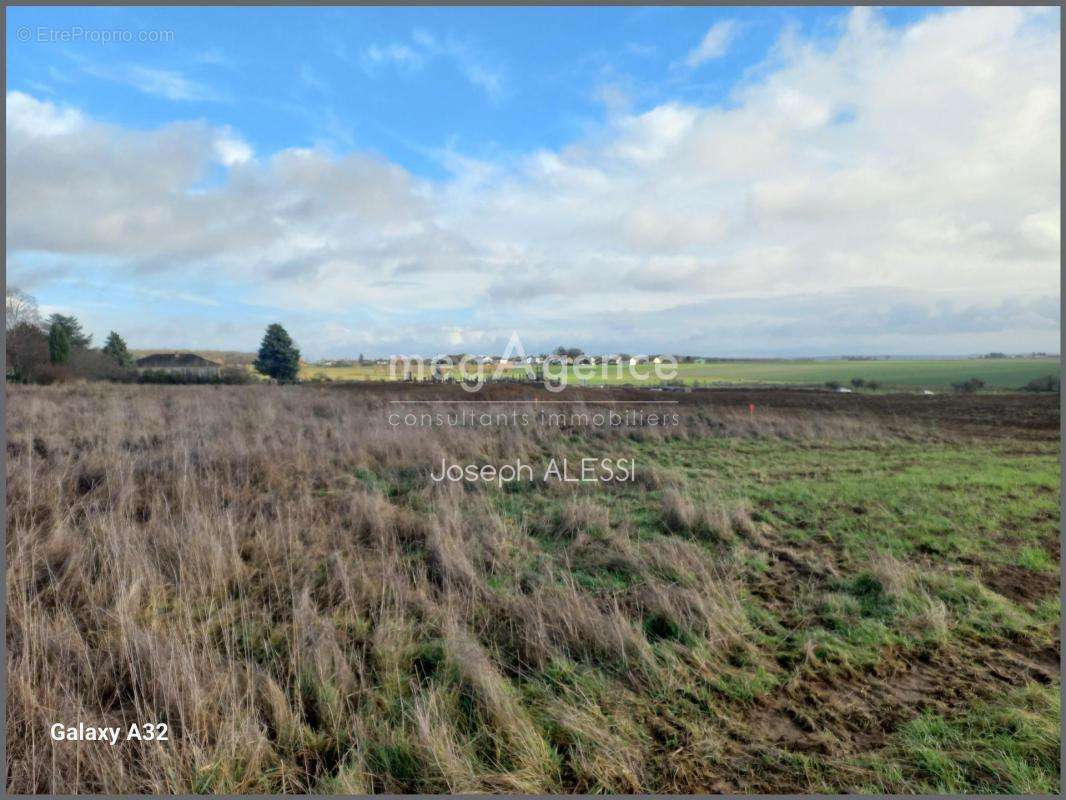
6;288;136;383
6;287;302;384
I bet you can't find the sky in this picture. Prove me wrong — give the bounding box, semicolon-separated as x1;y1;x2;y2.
6;6;1061;358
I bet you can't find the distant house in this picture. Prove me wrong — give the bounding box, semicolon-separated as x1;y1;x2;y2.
134;353;222;379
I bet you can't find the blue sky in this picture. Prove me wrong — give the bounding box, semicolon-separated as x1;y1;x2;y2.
6;6;1060;357
10;7;934;178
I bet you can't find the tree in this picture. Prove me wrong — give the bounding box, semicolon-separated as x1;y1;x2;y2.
47;313;92;348
554;346;584;359
850;377;866;388
102;331;133;367
254;323;301;382
6;287;42;331
6;323;49;382
69;347;132;381
48;321;71;365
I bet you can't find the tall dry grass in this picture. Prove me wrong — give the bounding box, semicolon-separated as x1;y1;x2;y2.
6;383;894;793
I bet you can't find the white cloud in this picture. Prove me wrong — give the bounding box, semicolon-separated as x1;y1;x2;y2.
6;91;84;137
364;42;424;69
6;7;1060;354
129;66;218;101
1020;209;1060;254
684;20;737;68
362;30;503;99
213;129;253;166
82;63;218;101
195;48;229;66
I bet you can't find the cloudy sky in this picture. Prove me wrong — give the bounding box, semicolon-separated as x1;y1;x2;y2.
6;6;1060;357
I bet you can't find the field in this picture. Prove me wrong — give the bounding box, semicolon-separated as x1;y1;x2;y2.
6;383;1060;793
300;357;1060;391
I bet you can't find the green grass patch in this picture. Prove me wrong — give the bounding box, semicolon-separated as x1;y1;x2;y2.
883;683;1060;793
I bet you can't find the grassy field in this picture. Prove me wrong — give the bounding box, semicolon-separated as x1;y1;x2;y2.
300;357;1060;391
6;384;1059;793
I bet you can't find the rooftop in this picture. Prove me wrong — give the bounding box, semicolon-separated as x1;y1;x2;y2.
134;353;222;368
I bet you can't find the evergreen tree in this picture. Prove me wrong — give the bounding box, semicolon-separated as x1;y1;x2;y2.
47;313;92;348
254;323;301;382
102;331;133;367
48;322;71;365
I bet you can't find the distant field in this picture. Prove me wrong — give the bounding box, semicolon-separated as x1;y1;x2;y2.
301;363;395;381
301;358;1060;391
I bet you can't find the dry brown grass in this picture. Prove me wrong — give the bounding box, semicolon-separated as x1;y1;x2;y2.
4;383;922;793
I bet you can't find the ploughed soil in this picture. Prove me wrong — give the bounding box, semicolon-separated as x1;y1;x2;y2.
332;381;1061;438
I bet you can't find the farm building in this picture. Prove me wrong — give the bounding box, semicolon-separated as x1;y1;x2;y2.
134;353;223;379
